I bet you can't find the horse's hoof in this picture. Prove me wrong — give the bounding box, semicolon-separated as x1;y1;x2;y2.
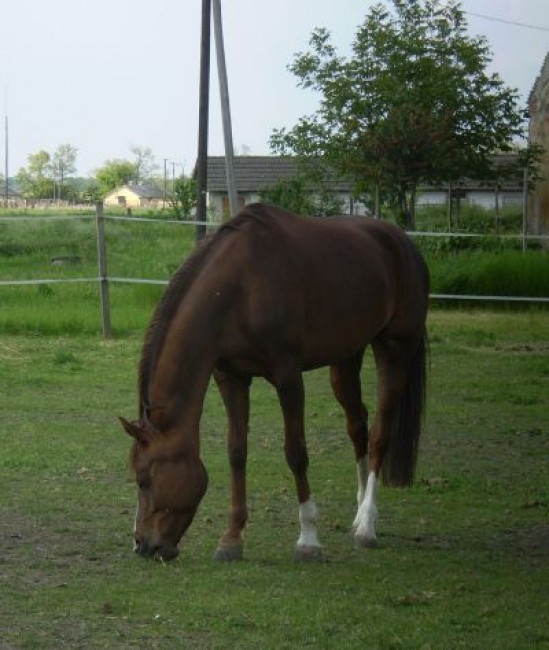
213;541;243;562
354;533;378;549
294;545;323;562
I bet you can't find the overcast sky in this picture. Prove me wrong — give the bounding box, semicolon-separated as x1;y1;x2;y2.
1;0;548;177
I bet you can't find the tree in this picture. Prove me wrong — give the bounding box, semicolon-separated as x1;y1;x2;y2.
259;176;343;216
270;0;527;228
130;145;158;184
52;144;77;199
95;159;137;196
16;150;54;199
170;175;197;220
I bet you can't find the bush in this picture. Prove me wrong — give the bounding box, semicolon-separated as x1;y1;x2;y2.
428;250;549;298
415;204;523;235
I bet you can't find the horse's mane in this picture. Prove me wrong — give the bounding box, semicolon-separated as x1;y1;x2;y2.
137;204;298;416
221;203;298;236
138;230;223;416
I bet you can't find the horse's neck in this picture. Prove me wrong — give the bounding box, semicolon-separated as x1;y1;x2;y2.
147;312;219;448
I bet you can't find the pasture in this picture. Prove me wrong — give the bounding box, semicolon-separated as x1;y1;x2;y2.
1;309;548;649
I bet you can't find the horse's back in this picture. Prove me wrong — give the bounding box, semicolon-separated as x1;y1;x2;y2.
212;204;428;372
223;204;428;307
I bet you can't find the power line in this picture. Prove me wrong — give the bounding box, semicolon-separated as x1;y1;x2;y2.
465;11;549;33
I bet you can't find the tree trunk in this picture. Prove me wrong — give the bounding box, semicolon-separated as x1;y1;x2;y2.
405;186;416;231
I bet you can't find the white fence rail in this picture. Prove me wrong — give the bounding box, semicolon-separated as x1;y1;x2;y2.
1;207;548;337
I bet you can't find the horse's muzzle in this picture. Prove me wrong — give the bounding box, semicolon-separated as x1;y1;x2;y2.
134;538;179;562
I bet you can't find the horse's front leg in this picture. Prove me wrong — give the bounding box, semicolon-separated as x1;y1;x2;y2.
212;369;251;561
274;367;322;561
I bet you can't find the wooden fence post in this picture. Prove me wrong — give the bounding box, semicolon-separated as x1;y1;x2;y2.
95;202;111;338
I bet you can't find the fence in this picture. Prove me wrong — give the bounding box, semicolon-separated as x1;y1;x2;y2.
1;205;548;338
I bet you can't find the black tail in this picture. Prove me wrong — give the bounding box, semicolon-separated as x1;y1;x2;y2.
382;330;428;487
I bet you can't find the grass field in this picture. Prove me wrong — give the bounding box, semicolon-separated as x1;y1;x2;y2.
1;310;548;649
1;213;547;339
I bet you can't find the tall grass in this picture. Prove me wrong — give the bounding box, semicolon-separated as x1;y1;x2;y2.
427;250;549;297
0;215;197;335
1;213;547;336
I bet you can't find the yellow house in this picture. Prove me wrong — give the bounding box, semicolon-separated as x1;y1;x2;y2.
103;184;168;209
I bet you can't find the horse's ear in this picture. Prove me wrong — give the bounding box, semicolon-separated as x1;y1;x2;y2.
118;417;148;444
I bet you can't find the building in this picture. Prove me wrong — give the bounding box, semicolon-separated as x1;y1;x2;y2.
2;181;21;206
207;155;524;218
103;184;168;209
416;152;524;210
528;52;549;238
206;156;369;218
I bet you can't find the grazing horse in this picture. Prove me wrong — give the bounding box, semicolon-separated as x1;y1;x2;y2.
120;203;429;562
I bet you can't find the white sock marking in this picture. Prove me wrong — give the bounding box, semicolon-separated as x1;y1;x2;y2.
356;457;369;507
354;471;378;542
297;499;321;549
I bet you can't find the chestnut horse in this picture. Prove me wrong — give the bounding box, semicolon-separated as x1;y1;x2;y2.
120;203;429;562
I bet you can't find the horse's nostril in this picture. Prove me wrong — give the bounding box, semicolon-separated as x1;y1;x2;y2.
135;538;160;558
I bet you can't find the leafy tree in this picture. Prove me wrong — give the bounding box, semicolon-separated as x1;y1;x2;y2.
170;175;197;219
52;144;77;199
81;180;103;204
271;0;527;228
95;159;137;196
16;150;54;199
259;176;343;216
130;145;158;184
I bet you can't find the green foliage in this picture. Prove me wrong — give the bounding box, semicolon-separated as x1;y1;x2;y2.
415;204;524;236
426;250;549;298
51;144;78;199
95;159;138;196
16;150;54;199
130;145;158;184
52;144;77;181
170;175;197;220
93;147;159;196
81;180;103;204
16;145;81;200
259;176;344;216
271;0;527;227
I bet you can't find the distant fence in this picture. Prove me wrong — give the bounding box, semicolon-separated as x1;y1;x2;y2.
1;205;548;337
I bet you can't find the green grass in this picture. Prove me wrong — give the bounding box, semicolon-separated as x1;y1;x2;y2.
0;216;196;281
1;215;547;339
0;216;197;335
1;311;548;648
426;249;549;298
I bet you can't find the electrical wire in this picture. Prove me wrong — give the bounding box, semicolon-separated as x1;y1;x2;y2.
465;11;549;33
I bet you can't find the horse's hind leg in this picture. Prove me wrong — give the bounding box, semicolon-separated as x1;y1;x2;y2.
212;369;251;561
352;334;422;547
329;352;377;547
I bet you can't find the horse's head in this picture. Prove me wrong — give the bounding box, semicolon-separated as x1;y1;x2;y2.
119;417;208;561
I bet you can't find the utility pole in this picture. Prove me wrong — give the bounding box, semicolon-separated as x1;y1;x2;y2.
4;114;8;206
163;158;168;206
195;0;212;241
213;0;238;218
